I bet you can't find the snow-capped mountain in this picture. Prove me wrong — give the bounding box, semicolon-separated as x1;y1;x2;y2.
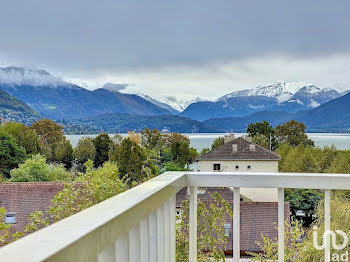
0;66;172;119
283;86;341;109
158;96;204;112
217;81;333;103
137;94;179;114
217;82;342;107
182;81;347;121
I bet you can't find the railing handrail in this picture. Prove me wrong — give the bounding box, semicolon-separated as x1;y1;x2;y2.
1;171;350;262
0;171;186;262
186;172;350;189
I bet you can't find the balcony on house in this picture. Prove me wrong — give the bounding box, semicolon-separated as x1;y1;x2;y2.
1;171;350;262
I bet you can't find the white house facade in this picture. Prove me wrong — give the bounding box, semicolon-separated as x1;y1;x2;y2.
197;135;281;202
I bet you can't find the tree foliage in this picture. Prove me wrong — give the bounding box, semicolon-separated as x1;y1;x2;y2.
0;131;26;178
176;191;233;262
140;129;164;150
55;140;73;169
24;161;127;232
93;133;112;167
10;154;71;182
248;218;304;261
1;122;40;155
110;138;155;184
275;120;314;147
164;133;198;168
75;137;96;164
211;137;224;150
31;119;65;145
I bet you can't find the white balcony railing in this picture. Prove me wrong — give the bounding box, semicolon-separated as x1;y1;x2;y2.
1;172;350;262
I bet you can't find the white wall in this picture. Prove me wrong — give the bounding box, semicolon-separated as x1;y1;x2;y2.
199;160;279;173
198;160;279;201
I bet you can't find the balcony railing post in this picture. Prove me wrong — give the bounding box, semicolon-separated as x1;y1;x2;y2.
170;196;176;262
233;187;240;262
157;204;165;261
325;189;331;262
149;210;158;261
97;243;115;262
278;188;285;262
115;234;129;262
129;224;140;262
140;217;150;262
164;199;171;261
189;186;198;262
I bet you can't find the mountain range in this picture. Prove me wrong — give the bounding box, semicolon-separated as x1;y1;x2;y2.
0;67;173;120
180;82;345;121
1;66;350;133
0;89;39;124
203;91;350;132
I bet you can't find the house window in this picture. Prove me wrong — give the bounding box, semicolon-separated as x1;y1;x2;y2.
235;165;239;170
213;164;221;171
224;224;231;237
247;165;251;170
5;213;16;224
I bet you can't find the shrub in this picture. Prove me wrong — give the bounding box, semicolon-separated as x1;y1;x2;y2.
10;154;71;182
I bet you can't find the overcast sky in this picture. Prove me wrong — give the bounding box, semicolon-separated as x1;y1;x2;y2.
1;0;350;100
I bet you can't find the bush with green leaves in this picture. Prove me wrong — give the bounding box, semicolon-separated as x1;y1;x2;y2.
0;131;26;178
25;160;127;231
176;191;233;262
10;154;72;182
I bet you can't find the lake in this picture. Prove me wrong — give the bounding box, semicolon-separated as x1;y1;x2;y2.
66;133;350;151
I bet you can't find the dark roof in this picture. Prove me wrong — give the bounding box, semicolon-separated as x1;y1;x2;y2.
0;182;66;233
176;187;290;253
198;137;281;161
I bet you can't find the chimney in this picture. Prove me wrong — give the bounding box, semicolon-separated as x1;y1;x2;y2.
249;144;256;151
224;133;235;143
232;144;238;153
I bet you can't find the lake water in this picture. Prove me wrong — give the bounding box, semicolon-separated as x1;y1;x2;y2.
66;133;350;151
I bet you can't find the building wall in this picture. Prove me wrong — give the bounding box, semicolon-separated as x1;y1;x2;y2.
199;160;279;173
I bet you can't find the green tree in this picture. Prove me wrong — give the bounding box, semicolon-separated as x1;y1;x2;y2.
200;147;210;155
108;134;123;160
93;133;112;167
285;188;322;217
140;128;164;150
10;154;72;182
75;137;96;164
275;120;314;147
31;119;70;164
328;151;350;173
251;133;270;149
0;132;26;178
55;140;73;169
31;119;65;145
1;122;40;155
211;137;224;150
247;121;278;150
111;138;149;184
164;133;198;168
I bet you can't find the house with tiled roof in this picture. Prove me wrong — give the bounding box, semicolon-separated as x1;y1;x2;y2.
0;182;66;234
197;134;282;202
176;187;290;256
198;134;281;173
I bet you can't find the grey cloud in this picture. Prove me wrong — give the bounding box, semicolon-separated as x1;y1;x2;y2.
102;82;128;92
0;66;66;86
1;0;350;73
